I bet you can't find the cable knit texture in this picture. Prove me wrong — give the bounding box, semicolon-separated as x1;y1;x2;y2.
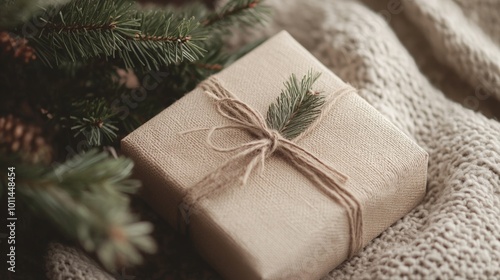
45;243;112;280
46;0;500;279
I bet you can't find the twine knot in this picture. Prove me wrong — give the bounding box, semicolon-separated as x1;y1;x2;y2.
265;130;281;155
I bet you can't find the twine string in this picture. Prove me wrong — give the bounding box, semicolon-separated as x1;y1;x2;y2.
179;77;363;257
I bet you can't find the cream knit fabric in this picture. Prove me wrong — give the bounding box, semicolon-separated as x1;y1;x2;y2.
46;0;500;279
46;243;112;280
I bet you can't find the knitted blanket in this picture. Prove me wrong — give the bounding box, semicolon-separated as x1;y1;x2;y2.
46;0;500;279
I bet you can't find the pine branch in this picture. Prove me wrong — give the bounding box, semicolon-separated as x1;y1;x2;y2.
121;9;206;70
0;150;156;271
25;0;206;70
266;70;325;140
202;0;270;30
31;0;138;65
69;98;119;147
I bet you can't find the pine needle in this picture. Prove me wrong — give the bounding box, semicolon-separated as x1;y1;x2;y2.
266;70;325;140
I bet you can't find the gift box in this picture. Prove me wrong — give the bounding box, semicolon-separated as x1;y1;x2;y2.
121;31;428;280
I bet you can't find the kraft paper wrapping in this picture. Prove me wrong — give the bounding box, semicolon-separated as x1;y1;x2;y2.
121;31;428;280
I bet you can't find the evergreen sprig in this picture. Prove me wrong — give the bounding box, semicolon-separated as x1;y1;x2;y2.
0;150;156;271
26;0;206;69
124;9;205;70
30;0;139;66
266;70;325;140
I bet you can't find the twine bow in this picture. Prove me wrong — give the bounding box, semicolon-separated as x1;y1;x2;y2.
179;77;363;257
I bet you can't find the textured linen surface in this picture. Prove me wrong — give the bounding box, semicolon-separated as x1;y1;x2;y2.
46;0;500;279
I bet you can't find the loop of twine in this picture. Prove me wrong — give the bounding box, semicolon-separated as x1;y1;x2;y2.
179;77;363;257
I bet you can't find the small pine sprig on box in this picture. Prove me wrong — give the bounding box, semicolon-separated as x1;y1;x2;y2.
267;70;325;140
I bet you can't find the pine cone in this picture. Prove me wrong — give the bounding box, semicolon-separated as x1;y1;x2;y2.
0;115;53;164
0;31;36;63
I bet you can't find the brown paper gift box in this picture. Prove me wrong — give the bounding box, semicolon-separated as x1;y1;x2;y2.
121;31;428;280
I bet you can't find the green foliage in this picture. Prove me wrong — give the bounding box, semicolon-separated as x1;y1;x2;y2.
70;98;119;147
28;0;207;69
0;0;270;272
0;150;156;271
32;0;138;66
13;0;269;70
266;71;325;140
0;1;270;148
122;9;206;70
